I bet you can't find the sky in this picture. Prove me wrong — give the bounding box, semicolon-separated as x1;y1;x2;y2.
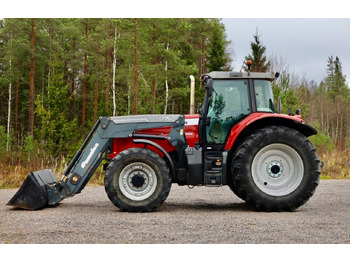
221;18;350;85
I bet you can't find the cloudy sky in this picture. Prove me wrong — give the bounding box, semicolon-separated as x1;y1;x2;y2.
222;18;350;85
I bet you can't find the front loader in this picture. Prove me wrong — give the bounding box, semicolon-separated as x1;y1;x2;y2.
8;63;321;212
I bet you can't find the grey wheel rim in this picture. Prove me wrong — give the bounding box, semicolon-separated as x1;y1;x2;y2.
251;143;304;196
119;162;157;201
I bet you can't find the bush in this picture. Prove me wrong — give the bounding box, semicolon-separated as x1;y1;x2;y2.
0;125;6;154
308;122;334;153
309;131;335;153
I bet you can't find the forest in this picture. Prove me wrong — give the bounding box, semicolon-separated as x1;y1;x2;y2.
0;18;349;188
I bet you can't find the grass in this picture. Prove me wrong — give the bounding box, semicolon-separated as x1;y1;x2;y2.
0;159;106;189
317;149;350;179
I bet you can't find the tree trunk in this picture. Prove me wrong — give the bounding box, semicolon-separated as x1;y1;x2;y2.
105;21;112;113
7;59;12;151
164;43;169;114
93;46;99;122
29;19;36;136
112;28;117;116
71;38;76;114
82;19;88;135
200;36;205;89
133;18;138;115
151;56;156;114
128;85;131;115
15;78;19;144
151;26;157;114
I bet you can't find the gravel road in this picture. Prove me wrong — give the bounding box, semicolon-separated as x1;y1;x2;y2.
1;180;350;244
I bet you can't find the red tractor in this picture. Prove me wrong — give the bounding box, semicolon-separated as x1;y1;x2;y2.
8;65;321;212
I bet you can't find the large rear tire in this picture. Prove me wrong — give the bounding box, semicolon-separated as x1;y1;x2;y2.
232;126;321;211
105;148;171;212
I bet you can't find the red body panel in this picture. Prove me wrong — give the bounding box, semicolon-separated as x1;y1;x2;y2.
108;114;200;159
224;112;303;150
108;112;304;159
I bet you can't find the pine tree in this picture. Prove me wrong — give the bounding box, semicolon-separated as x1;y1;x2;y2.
323;56;350;147
35;51;76;160
245;29;270;72
325;56;348;101
206;19;231;71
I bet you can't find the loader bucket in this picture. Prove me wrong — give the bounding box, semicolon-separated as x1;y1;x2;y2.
7;169;58;210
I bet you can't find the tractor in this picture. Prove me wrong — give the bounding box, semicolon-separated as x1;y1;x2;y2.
8;62;321;212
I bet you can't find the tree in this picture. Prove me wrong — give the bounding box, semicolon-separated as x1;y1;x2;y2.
133;18;138;115
35;51;76;160
82;19;88;135
244;29;270;72
325;56;348;101
322;56;350;147
206;19;232;72
28;19;36;136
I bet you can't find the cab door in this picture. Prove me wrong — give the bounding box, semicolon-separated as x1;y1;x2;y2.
205;79;251;146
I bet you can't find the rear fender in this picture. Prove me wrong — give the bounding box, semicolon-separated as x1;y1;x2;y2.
225;114;317;152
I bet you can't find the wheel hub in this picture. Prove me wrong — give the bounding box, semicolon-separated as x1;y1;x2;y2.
266;161;283;178
131;173;146;188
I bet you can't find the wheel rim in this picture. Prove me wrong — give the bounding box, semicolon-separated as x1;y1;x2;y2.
251;143;304;196
119;162;157;201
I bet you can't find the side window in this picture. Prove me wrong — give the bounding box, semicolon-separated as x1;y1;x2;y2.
254;80;276;113
206;80;250;144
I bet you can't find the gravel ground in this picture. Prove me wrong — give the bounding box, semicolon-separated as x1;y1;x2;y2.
1;179;350;244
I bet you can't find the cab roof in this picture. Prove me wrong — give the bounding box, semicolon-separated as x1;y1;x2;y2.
206;71;276;81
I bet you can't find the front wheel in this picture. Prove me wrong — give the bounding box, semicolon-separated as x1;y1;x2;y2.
105;148;171;212
232;126;321;211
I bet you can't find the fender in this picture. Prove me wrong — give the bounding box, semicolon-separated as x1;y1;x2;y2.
133;139;176;177
225;112;317;151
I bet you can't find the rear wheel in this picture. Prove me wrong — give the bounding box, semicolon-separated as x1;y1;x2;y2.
105;148;171;212
232;126;320;211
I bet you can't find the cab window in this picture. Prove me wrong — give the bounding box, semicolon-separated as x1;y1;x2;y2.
254;80;275;113
206;80;250;144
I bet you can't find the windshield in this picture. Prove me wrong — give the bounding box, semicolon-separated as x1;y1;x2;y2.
254;80;275;113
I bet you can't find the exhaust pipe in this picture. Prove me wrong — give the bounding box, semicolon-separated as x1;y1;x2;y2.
189;75;195;114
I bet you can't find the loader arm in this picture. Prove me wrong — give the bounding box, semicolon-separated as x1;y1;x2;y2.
8;115;186;210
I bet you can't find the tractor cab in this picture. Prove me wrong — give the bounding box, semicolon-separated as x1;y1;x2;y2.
199;70;277;148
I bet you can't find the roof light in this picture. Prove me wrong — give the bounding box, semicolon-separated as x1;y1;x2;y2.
246;60;252;75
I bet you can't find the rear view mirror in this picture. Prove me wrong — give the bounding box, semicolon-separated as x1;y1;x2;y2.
197;102;203;115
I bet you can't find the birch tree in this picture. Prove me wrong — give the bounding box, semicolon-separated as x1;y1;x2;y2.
164;43;169;114
112;27;118;116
